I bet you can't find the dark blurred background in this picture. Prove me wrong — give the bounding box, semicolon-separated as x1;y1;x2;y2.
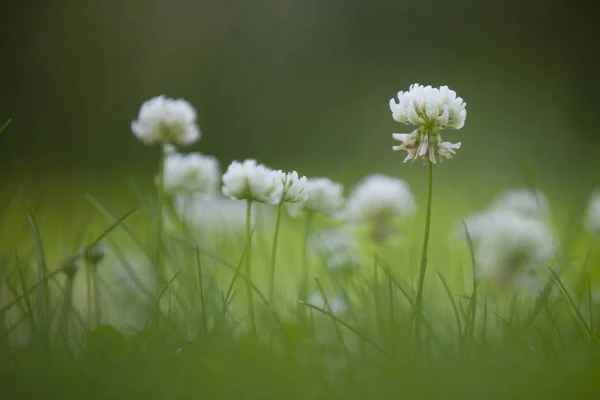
1;0;599;196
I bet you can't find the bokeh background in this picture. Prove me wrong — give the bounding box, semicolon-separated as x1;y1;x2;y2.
1;0;599;230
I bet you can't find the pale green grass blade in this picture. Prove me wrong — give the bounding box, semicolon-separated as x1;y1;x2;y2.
299;301;388;356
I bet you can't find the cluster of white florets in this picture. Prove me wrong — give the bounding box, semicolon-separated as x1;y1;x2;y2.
163;152;220;195
131;95;200;147
390;84;466;164
461;188;556;293
289;177;345;217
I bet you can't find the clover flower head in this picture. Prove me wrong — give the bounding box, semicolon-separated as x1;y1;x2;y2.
131;95;200;147
345;174;415;223
309;228;362;275
162;152;220;195
585;191;600;235
468;209;556;291
390;84;466;164
289;177;344;217
221;159;283;205
274;170;308;204
492;188;550;219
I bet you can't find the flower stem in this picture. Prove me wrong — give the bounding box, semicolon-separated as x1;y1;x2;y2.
245;199;257;334
268;201;284;304
155;148;166;283
415;160;434;341
300;212;313;303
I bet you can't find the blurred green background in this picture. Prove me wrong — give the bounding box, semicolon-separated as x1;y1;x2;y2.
1;0;599;214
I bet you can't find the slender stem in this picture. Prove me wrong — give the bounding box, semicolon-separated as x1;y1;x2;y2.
94;266;101;327
414;160;434;341
85;261;94;327
269;201;284;303
300;212;313;302
155;148;167;278
245;199;257;333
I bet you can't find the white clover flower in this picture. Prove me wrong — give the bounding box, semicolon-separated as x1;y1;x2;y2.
309;229;363;275
492;188;550;219
131;95;200;147
307;291;349;316
289;177;344;217
221;159;283;205
469;209;556;291
162;152;220;195
274;170;308;204
390;84;466;164
585;191;600;235
345;174;415;223
309;228;357;257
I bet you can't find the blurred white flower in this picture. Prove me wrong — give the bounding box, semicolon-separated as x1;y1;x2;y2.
492;188;550;219
163;152;220;195
309;229;363;275
289;177;344;217
345;174;415;223
309;228;357;256
585;191;600;235
390;84;466;163
131;95;200;147
174;194;273;238
325;252;363;275
467;209;556;291
307;291;349;316
222;159;283;205
274;170;308;204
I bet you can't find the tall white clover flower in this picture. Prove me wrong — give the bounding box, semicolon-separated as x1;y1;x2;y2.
345;174;415;223
390;84;466;163
289;177;344;217
585;191;600;235
131;95;200;147
162;152;220;195
221;159;283;205
274;170;308;204
466;209;556;291
492;188;550;219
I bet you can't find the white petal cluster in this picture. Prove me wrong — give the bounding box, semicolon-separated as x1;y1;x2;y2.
163;152;220;195
464;209;556;291
307;291;349;316
492;188;550;219
221;159;282;205
390;84;466;164
585;191;600;235
290;177;344;217
309;229;362;275
389;84;466;129
131;95;200;146
345;174;415;223
274;170;308;204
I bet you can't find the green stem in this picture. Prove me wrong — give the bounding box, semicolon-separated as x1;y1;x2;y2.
300;212;313;302
414;160;434;341
269;201;284;304
155;148;167;284
245;199;257;333
85;262;94;327
94;266;101;327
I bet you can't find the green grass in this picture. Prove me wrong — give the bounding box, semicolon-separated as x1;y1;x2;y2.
1;168;600;400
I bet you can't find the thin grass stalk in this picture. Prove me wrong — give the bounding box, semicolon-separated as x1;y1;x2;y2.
414;161;434;341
